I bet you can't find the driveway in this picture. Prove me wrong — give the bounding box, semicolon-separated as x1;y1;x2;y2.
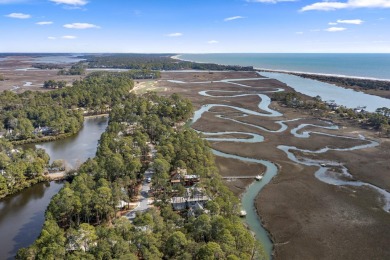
126;168;154;220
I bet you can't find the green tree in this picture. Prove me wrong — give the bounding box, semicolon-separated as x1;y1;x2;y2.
165;231;188;258
196;242;224;260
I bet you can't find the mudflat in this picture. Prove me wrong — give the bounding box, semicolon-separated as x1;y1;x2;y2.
0;56;82;92
159;71;390;260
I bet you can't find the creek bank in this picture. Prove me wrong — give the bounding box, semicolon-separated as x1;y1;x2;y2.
0;116;108;259
12;114;109;146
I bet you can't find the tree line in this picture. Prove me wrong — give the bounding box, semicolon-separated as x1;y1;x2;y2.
0;138;49;199
83;54;254;71
280;72;390;91
58;64;86;75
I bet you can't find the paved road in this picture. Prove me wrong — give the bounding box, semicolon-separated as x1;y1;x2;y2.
126;168;154;220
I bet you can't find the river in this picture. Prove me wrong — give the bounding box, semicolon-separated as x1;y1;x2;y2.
0;116;108;260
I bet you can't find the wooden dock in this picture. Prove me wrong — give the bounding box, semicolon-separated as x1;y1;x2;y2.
222;176;258;180
46;171;67;180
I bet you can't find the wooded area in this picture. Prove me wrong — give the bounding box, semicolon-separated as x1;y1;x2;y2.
83;54;254;71
17;90;265;259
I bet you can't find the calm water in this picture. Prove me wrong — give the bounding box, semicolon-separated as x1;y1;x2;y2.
29;55;85;64
0;116;108;259
33;116;109;168
260;72;390;112
0;182;63;260
179;53;390;80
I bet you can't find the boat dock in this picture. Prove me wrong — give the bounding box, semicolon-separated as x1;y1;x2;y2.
222;176;261;180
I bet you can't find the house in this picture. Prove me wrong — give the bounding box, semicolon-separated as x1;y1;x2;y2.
187;202;209;217
183;175;200;186
170;173;182;185
171;196;187;211
171;186;210;211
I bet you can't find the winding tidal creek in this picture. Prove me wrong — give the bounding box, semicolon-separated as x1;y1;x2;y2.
184;75;389;259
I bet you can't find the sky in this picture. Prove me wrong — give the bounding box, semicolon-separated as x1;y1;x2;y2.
1;0;390;53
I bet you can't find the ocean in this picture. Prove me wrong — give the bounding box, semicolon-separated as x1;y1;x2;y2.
179;53;390;111
179;53;390;81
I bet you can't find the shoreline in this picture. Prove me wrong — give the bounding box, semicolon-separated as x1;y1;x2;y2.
255;68;390;82
83;113;109;118
172;54;390;82
173;52;390;103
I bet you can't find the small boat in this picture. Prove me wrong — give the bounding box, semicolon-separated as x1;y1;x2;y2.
240;210;247;217
320;163;326;167
255;175;263;181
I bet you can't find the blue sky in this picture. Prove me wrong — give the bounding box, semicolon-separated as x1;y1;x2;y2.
1;0;390;53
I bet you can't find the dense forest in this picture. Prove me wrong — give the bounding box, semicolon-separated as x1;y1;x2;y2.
0;138;49;199
83;54;254;71
17;92;265;259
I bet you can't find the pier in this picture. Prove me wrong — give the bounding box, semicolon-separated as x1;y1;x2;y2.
222;176;259;180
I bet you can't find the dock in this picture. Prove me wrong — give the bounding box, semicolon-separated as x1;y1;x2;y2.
46;171;67;180
222;176;260;180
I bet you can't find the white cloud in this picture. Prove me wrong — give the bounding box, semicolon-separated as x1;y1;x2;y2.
63;23;100;29
48;36;57;40
5;12;31;19
165;32;183;37
36;21;53;25
301;0;390;12
247;0;297;3
50;0;88;6
325;27;347;32
224;16;245;22
62;35;77;39
337;19;364;24
328;22;338;25
295;31;304;34
208;40;219;44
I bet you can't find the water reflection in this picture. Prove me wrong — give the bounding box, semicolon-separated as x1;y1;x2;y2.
0;116;108;259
